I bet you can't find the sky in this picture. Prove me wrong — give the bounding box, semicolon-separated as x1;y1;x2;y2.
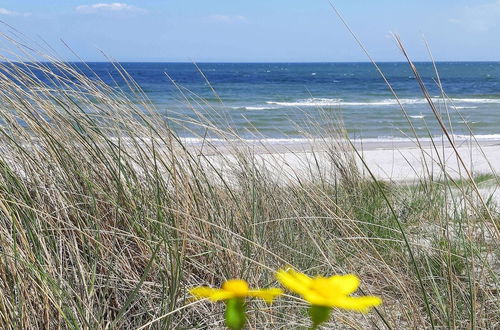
0;0;499;62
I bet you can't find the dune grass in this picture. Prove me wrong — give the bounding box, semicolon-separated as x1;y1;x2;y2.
0;36;499;329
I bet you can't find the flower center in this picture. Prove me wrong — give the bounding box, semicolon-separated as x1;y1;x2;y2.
310;277;339;299
222;279;249;297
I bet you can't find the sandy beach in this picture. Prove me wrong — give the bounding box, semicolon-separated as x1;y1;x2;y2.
194;138;500;184
350;139;500;181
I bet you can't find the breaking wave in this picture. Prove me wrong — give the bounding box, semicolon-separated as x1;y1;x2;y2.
265;97;500;107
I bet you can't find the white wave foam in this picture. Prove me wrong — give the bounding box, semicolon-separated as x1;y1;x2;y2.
452;106;479;109
265;97;500;107
231;106;275;111
180;137;315;145
266;98;428;107
452;98;500;104
458;121;480;124
409;115;425;119
453;134;500;140
350;134;500;143
266;98;343;107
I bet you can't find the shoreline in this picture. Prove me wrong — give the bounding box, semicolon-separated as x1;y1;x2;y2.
184;136;500;152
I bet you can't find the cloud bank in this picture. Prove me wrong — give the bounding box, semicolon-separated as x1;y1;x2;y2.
76;3;146;14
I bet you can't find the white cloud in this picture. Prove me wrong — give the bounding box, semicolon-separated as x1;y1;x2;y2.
205;15;246;23
450;0;500;31
0;8;31;17
76;3;146;14
0;8;19;16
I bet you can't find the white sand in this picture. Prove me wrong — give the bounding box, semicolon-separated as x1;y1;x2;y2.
354;141;500;181
198;139;500;183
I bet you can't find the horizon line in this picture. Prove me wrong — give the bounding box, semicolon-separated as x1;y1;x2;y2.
3;60;499;64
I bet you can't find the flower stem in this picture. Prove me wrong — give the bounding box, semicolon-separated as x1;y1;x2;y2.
225;298;246;330
309;305;331;329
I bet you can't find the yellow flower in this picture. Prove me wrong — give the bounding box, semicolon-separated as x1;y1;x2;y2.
276;268;381;313
189;279;283;304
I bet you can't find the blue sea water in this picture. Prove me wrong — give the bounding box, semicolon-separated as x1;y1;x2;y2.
49;62;500;141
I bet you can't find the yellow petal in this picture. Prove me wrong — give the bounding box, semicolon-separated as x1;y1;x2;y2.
329;296;382;313
302;291;331;306
327;274;360;295
310;277;334;296
248;288;283;303
189;286;235;301
222;279;249;297
276;268;313;296
189;286;218;299
208;290;236;301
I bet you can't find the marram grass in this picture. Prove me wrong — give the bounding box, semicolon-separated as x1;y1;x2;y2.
0;37;498;329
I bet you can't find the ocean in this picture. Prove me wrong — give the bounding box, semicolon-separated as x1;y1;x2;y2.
45;62;500;142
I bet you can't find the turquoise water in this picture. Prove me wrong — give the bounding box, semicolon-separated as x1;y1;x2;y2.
41;62;500;141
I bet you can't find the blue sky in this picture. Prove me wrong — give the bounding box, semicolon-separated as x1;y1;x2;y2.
0;1;499;62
